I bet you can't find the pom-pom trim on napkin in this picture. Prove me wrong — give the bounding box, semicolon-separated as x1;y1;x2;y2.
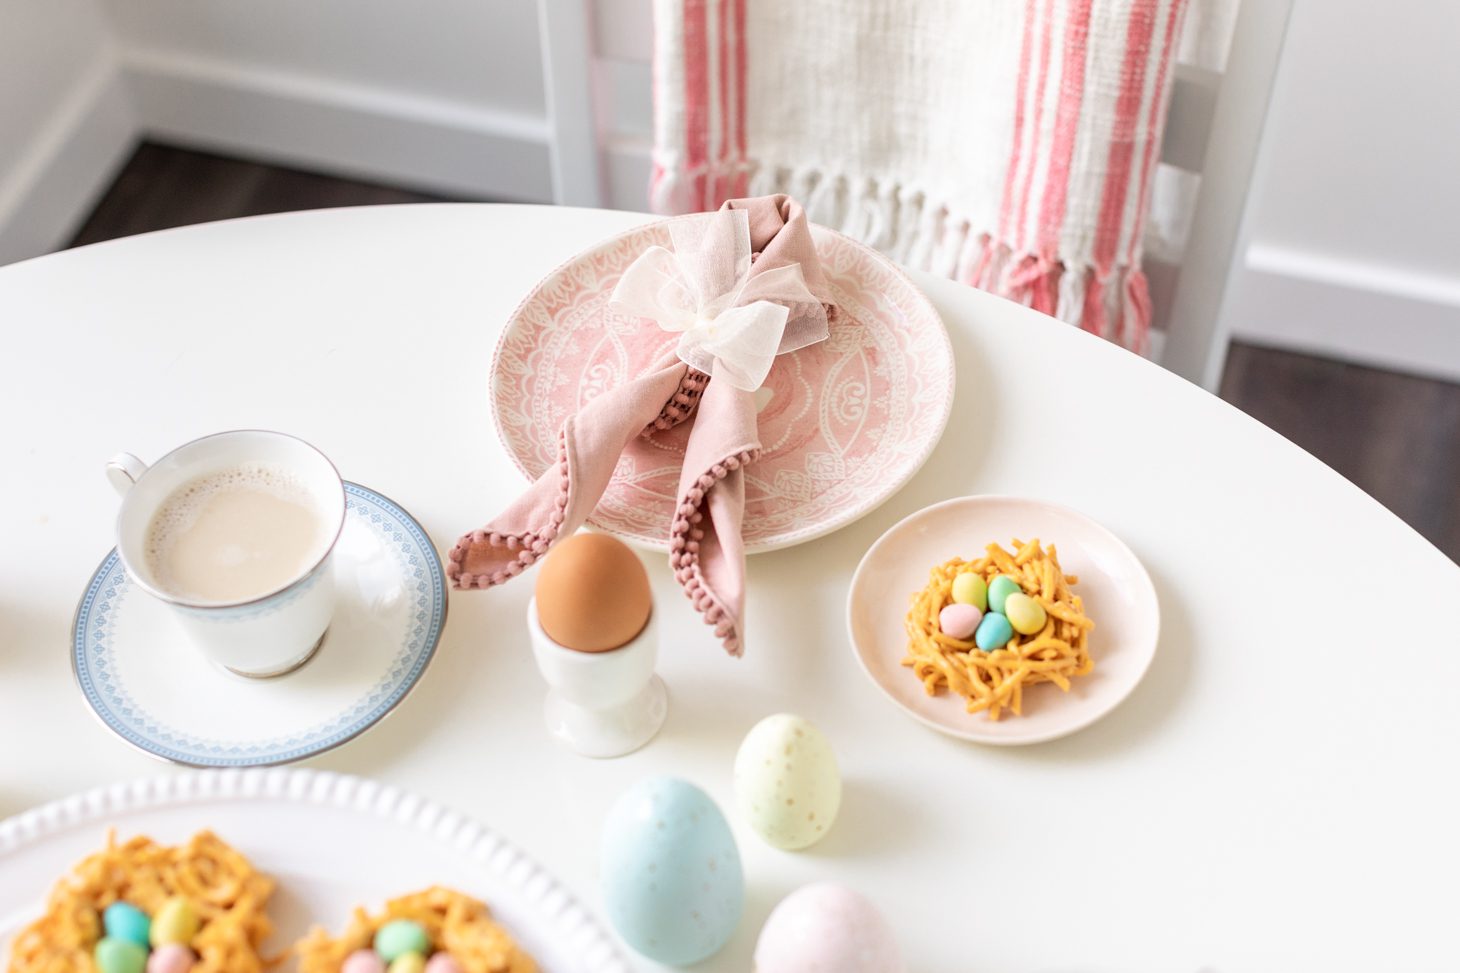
651;368;710;432
446;367;713;591
446;428;570;589
670;445;760;656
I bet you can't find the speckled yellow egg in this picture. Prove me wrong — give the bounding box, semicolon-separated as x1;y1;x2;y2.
733;714;841;850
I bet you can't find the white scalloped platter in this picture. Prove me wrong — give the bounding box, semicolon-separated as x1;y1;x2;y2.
0;770;630;973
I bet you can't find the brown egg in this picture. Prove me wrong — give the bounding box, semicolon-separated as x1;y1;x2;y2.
534;533;652;652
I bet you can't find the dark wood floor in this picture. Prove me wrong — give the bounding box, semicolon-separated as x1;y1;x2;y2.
69;142;453;248
68;142;1460;563
1219;344;1459;561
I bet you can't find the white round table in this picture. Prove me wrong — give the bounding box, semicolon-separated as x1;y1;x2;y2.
2;204;1455;971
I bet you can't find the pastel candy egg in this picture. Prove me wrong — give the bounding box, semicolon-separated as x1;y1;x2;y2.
95;937;148;973
1003;592;1047;635
103;903;151;948
937;603;983;640
951;572;987;611
423;955;464;973
601;777;744;965
146;944;196;973
754;883;905;973
341;949;387;973
987;575;1021;614
388;953;426;973
373;921;430;962
975;611;1014;651
150;896;200;946
734;714;842;850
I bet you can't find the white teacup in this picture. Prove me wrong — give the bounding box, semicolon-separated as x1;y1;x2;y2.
527;596;668;758
107;430;345;678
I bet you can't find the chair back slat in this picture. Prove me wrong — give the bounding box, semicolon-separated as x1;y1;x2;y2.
1144;253;1183;331
1161;65;1220;173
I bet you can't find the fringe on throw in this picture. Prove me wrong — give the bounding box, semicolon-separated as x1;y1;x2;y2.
650;161;1153;356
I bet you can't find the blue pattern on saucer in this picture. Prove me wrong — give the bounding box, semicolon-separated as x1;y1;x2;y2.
72;482;446;767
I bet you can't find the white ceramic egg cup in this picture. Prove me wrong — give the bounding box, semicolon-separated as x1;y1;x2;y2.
527;598;668;758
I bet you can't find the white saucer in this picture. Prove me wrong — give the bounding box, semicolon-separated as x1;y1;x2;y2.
72;482;447;767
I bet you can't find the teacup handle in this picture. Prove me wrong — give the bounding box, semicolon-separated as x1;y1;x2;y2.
106;452;149;496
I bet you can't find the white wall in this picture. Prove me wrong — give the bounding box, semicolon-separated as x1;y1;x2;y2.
1226;0;1460;380
98;0;556;203
0;0;136;264
0;0;560;267
101;0;547;118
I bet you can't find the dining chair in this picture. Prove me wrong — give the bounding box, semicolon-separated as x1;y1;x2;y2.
535;0;1292;392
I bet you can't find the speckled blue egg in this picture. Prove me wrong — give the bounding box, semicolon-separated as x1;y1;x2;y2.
103;902;151;948
600;777;744;965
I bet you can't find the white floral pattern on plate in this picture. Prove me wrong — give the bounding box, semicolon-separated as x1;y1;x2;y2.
491;222;955;552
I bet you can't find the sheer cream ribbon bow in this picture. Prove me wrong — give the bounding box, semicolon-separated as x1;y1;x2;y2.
608;210;828;391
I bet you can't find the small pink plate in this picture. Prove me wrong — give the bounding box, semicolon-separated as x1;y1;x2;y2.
847;496;1159;745
491;221;954;552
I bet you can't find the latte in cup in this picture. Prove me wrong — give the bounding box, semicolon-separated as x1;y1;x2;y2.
144;463;330;603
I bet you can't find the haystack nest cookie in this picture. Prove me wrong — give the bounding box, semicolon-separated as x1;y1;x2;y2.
295;887;536;973
6;830;277;973
904;537;1096;720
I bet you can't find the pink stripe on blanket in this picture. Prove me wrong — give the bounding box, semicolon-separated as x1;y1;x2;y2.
732;0;749;198
1085;0;1160;340
996;0;1039;244
1013;0;1055;252
713;0;727;205
1036;0;1094;246
684;0;710;209
1093;0;1158;271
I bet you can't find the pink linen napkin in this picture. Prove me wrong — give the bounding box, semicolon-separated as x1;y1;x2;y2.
448;194;835;656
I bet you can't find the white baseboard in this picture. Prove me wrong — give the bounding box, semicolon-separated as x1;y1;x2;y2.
0;59;139;266
1227;244;1460;383
120;49;557;203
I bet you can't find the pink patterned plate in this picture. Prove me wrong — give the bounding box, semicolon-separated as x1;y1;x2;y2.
491;221;955;552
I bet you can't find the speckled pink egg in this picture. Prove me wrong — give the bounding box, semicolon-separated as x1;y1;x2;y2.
341;949;387;973
423;955;464;973
145;944;195;973
754;883;903;973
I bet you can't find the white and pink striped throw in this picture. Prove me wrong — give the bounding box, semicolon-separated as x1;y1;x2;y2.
651;0;1190;354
